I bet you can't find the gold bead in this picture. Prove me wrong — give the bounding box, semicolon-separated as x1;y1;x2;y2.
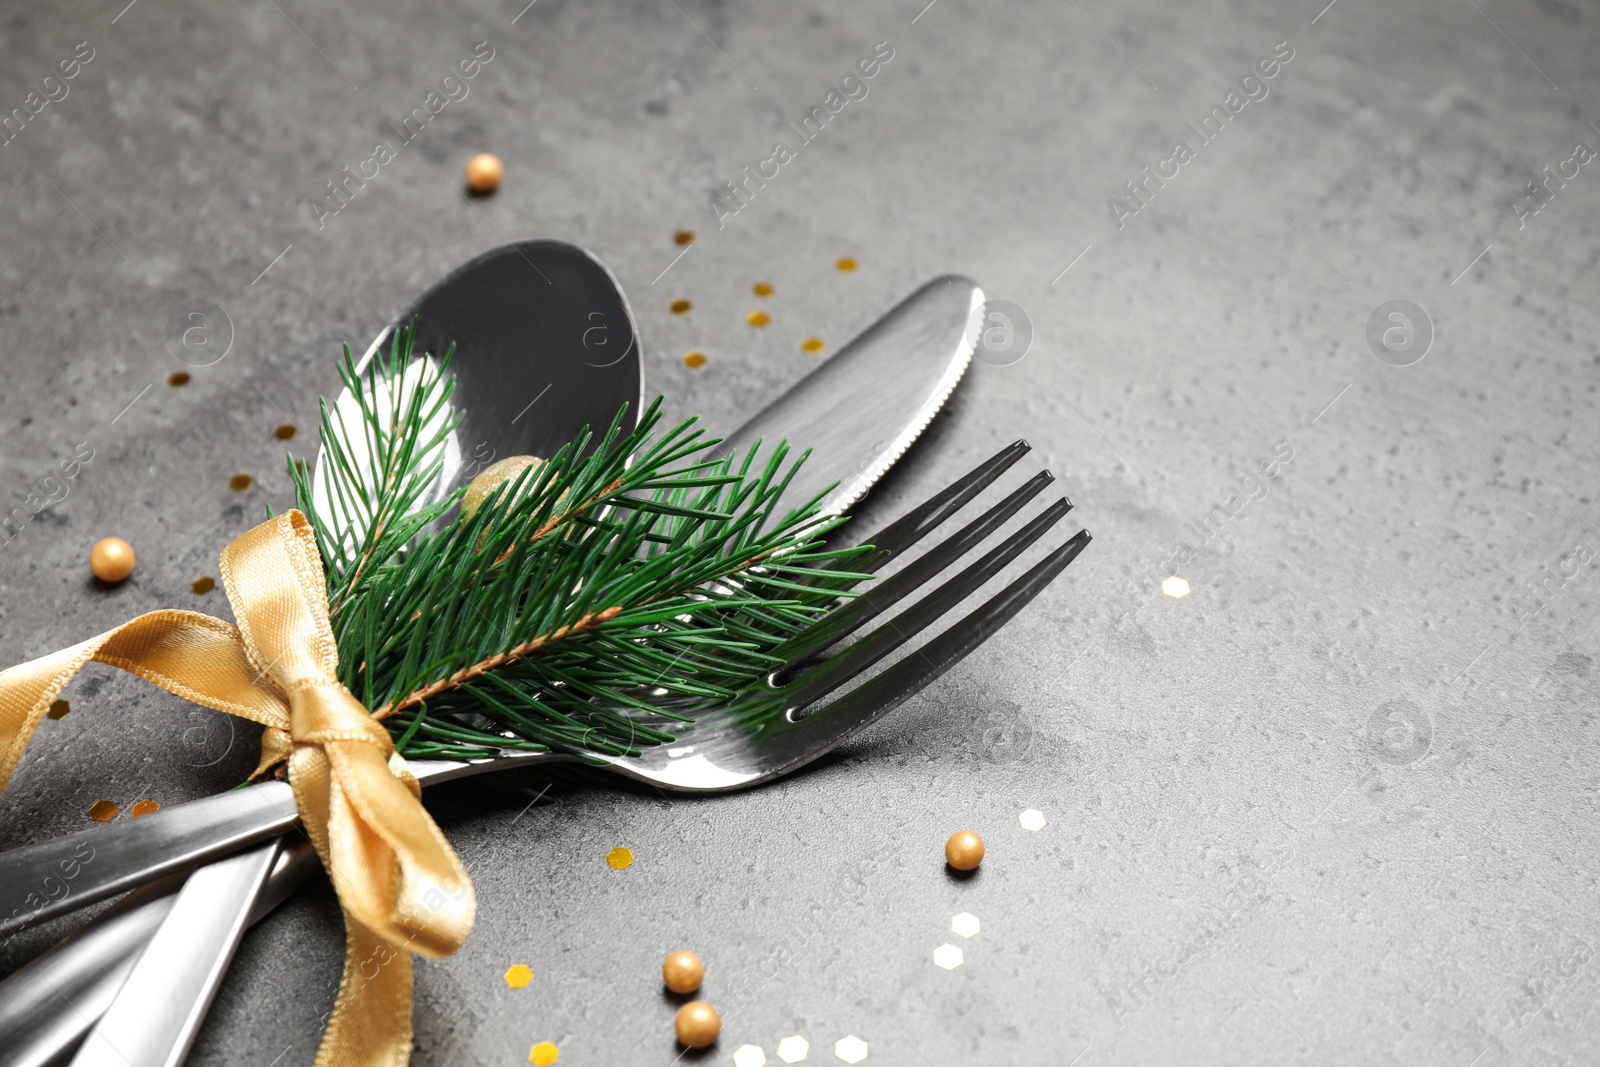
90;537;136;583
662;949;704;994
466;153;504;194
462;455;544;521
945;829;984;871
674;1000;721;1048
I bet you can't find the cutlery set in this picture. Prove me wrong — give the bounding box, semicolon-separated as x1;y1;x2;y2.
0;241;1090;1066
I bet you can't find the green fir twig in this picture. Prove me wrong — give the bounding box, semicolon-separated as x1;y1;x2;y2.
287;325;872;763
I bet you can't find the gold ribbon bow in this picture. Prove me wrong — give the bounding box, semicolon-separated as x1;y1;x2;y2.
0;511;474;1067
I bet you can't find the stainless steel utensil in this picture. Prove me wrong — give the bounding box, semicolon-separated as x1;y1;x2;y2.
0;846;317;1067
711;276;983;517
67;843;281;1067
74;441;1087;1067
2;238;645;1067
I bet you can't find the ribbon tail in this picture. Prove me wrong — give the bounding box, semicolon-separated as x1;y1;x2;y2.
0;610;292;789
316;910;415;1067
290;714;474;1067
292;743;414;1067
328;739;475;958
292;729;475;957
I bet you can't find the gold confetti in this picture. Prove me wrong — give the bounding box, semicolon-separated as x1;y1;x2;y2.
229;474;254;491
503;964;534;989
673;230;695;246
801;337;825;353
192;576;215;595
684;352;707;369
835;257;858;272
131;799;159;818
752;282;774;297
273;424;297;441
529;1041;560;1066
933;943;964;970
951;912;980;938
46;699;70;720
606;846;634;870
747;310;770;328
670;298;692;315
88;800;117;822
835;1035;869;1063
1161;576;1191;598
776;1036;810;1063
167;371;190;386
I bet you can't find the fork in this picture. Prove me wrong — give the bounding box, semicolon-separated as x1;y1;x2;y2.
1;442;1089;1064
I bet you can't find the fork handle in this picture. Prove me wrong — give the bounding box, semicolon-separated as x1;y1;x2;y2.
0;782;300;941
0;751;561;940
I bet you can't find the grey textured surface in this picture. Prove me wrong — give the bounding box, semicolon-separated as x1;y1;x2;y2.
2;0;1599;1064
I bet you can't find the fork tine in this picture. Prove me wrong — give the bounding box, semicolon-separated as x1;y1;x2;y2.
786;499;1078;711
854;440;1033;570
795;441;1033;599
770;469;1059;671
795;529;1091;726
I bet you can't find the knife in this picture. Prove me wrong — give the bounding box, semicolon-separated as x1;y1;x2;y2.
713;275;984;518
0;272;985;1067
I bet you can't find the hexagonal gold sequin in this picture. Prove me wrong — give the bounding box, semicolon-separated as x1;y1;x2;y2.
951;912;980;939
529;1040;559;1065
503;964;533;988
776;1035;810;1062
1018;808;1047;832
933;943;964;970
606;847;633;869
734;1045;767;1067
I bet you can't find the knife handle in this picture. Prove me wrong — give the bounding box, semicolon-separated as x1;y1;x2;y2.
0;842;319;1067
70;841;282;1067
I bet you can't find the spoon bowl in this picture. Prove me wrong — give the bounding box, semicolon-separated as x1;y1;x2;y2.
323;240;645;531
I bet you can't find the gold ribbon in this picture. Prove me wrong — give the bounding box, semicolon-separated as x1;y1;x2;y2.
0;511;474;1067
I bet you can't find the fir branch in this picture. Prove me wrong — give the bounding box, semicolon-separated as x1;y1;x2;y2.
287;323;462;621
292;339;873;763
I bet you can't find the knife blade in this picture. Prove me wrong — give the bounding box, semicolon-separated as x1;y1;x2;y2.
716;276;984;518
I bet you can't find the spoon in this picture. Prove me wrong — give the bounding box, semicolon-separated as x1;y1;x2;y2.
67;240;645;1067
340;239;646;508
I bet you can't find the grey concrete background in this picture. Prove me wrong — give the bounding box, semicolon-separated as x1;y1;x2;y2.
3;0;1599;1063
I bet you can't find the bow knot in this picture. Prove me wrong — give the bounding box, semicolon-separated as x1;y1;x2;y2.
289;682;396;749
0;511;474;1067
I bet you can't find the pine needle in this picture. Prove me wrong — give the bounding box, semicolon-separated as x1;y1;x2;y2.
288;325;868;761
